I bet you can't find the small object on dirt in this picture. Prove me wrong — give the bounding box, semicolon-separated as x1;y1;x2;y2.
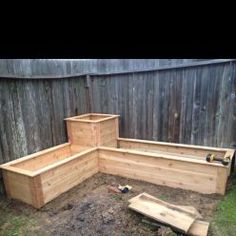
108;185;121;193
107;207;114;214
118;184;132;193
62;203;74;211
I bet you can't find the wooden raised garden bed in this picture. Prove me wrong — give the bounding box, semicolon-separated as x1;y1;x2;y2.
0;113;235;208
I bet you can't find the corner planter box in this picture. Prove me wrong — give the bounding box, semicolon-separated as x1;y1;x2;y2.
0;113;235;208
0;113;119;208
65;113;119;149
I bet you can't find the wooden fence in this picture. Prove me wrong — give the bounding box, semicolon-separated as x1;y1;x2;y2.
0;60;236;166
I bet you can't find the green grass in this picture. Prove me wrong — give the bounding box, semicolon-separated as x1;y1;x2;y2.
212;172;236;236
111;194;123;201
0;209;36;236
158;194;168;201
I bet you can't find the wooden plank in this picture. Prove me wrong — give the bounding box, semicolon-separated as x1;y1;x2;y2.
99;148;219;175
66;121;95;146
128;192;197;233
129;193;209;235
4;171;33;205
101;139;117;148
70;145;91;154
118;138;229;154
2;170;11;198
40;151;97;184
178;206;202;219
0;143;71;167
33;148;97;175
41;151;98;203
98;149;220;194
99;155;216;185
30;175;44;208
11;145;72;171
188;220;209;236
216;167;228;195
224;150;235;176
129;194;202;219
99;146;226;167
1;166;35;177
65;114;119;123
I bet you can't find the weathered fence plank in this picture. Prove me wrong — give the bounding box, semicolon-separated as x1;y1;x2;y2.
0;78;87;164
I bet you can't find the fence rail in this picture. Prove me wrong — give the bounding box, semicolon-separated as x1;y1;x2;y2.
0;59;235;79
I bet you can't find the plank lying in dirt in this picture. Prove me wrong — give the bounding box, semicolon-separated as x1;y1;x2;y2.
179;206;202;219
188;220;209;236
128;192;197;233
129;192;209;236
129;194;202;219
129;192;200;218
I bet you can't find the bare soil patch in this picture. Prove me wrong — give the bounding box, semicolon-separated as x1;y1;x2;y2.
0;173;222;236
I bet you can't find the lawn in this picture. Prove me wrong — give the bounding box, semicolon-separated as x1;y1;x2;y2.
212;172;236;236
0;203;35;236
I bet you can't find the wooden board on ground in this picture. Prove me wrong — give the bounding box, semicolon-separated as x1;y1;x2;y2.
128;192;197;233
188;220;209;236
128;192;201;218
179;205;202;219
129;192;208;236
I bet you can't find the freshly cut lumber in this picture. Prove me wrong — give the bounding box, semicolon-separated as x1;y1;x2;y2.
129;193;208;235
128;192;200;218
179;206;202;219
128;192;197;233
188;220;209;236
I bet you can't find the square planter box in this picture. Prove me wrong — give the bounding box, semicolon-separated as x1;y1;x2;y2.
65;113;119;149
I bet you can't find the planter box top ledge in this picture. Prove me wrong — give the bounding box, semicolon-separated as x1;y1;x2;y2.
64;113;120;123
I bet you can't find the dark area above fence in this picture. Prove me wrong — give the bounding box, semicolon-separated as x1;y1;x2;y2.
0;60;235;166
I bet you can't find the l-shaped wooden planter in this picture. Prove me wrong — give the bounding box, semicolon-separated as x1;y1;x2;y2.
1;113;235;208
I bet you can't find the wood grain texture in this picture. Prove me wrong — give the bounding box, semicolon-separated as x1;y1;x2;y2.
4;171;33;205
98;147;228;194
30;175;44;208
40;150;98;204
118;138;227;158
187;220;209;236
0;78;88;165
89;62;236;150
128;192;197;233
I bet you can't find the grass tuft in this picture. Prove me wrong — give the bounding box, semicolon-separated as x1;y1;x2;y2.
0;210;36;236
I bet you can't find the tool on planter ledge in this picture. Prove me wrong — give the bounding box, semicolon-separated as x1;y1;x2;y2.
206;153;230;166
